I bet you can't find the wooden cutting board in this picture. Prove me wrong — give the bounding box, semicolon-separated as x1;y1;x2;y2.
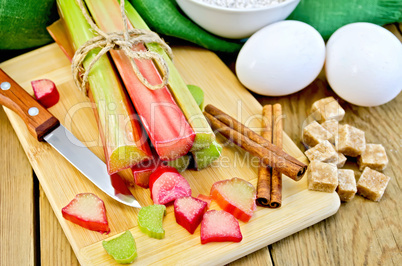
0;43;339;265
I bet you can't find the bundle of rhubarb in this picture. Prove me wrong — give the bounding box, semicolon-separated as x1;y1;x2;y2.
48;0;222;185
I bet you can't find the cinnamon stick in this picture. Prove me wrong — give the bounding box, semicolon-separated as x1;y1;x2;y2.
205;104;305;168
256;105;273;206
203;111;306;181
270;104;283;208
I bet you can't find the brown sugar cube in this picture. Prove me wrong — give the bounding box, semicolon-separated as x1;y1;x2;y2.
321;119;339;144
302;121;333;148
311;96;345;122
336;152;347;168
357;167;390;201
336;169;356;202
307;160;338;193
337;124;366;157
357;144;388;171
305;140;338;164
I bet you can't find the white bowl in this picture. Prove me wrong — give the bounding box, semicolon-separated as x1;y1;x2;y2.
176;0;301;39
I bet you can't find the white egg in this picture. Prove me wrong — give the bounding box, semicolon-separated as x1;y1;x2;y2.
325;23;402;107
236;20;325;96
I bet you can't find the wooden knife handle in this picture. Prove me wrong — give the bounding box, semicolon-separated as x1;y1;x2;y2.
0;69;59;141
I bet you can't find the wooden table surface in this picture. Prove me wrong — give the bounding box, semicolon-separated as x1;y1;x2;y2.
1;23;401;266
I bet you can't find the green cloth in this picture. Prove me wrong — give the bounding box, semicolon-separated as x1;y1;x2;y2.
288;0;402;40
0;0;58;50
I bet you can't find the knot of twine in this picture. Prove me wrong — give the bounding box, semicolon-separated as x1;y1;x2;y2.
71;0;173;94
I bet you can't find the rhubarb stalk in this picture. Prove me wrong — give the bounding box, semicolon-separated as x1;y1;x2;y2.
56;0;152;173
84;0;195;161
123;0;215;151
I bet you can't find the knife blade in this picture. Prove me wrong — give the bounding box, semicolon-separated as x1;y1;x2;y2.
0;69;141;208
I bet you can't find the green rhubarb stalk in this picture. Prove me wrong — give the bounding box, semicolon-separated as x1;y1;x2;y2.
193;140;222;170
124;0;215;151
56;0;152;174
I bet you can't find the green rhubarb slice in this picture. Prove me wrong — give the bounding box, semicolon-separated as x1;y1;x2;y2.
193;140;222;170
102;231;137;264
166;155;191;172
187;85;204;110
138;204;166;239
124;1;215;151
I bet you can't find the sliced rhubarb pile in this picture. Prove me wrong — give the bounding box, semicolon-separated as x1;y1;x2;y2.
31;79;60;108
102;230;137;264
210;178;256;222
138;204;166;239
149;166;192;205
174;196;207;234
61;193;109;234
197;194;212;209
200;210;242;244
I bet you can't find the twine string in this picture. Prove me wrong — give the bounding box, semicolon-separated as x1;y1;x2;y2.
71;0;173;94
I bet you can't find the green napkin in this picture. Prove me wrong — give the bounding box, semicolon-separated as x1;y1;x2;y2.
288;0;402;40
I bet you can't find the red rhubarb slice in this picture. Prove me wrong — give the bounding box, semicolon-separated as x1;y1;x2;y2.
200;210;242;244
149;166;191;205
174;196;207;234
210;178;256;222
197;194;212;209
31;79;60;108
132;159;157;188
62;193;109;234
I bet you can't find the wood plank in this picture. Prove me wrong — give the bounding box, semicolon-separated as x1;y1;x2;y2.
229;247;273;266
0;43;339;265
257;61;402;265
39;185;79;266
0;107;35;265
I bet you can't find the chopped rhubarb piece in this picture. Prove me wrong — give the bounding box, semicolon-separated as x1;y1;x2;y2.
200;210;242;244
132;159;157;188
192;140;222;170
197;194;212;208
132;155;191;188
138;204;166;239
187;85;204;110
174;196;207;234
110;173;132;196
31;79;60;108
165;155;191;172
62;193;109;234
210;178;256;222
149;166;192;205
102;230;137;264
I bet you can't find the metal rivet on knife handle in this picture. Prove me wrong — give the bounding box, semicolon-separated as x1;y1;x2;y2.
0;69;60;141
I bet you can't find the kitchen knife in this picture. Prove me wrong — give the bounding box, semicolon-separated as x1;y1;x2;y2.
0;69;141;208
